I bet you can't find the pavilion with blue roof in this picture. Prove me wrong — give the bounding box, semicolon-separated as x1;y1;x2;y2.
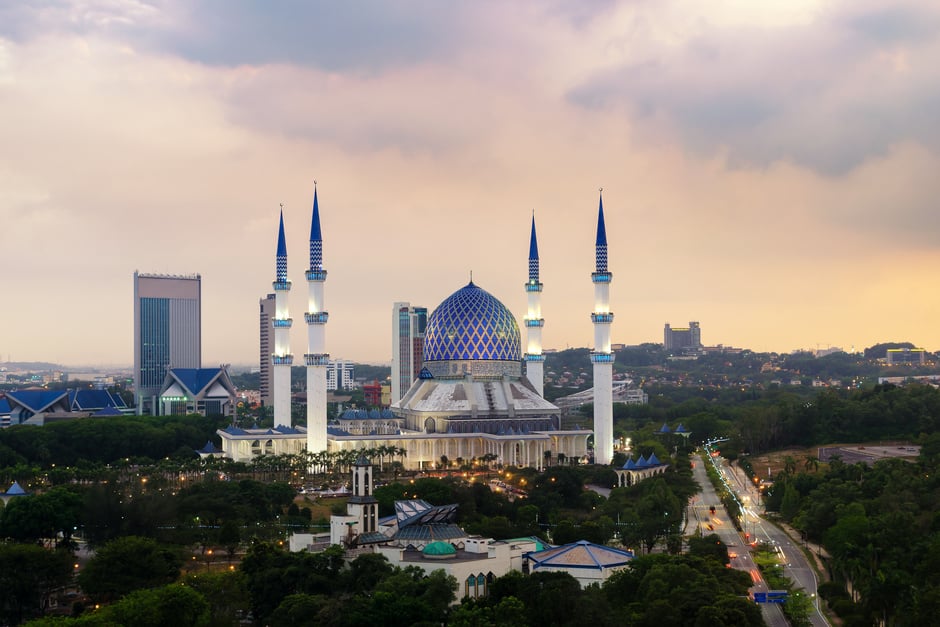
1;481;30;505
614;451;669;487
524;540;635;587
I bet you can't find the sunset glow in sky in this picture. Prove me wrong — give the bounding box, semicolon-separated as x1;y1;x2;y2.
3;1;940;366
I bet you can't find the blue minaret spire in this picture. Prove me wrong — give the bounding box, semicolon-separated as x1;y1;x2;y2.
595;191;608;273
590;188;614;465
309;184;323;271
524;212;545;398
276;207;288;283
305;182;329;455
528;212;540;282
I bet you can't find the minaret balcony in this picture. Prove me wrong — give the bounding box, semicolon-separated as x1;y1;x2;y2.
524;353;546;362
591;272;612;283
272;318;293;328
306;270;328;281
273;280;292;291
591;313;614;324
525;281;543;293
272;355;294;366
524;318;544;328
590;352;615;364
305;353;330;366
305;312;329;324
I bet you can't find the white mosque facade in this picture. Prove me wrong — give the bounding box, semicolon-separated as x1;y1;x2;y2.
217;189;607;470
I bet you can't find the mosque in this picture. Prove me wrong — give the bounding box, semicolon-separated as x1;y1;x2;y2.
217;187;615;469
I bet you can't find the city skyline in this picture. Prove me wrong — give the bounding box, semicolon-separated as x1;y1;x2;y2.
3;1;940;367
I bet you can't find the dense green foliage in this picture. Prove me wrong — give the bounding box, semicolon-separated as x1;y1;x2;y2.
0;543;73;625
615;382;940;454
761;437;940;626
77;536;182;602
0;414;223;467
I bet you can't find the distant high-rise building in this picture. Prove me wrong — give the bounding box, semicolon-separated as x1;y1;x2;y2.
133;272;201;415
664;322;701;352
259;293;276;406
391;303;427;404
886;347;927;365
326;360;354;391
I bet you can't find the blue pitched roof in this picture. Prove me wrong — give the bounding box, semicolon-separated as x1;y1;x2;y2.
0;398;10;413
70;389;126;411
170;368;223;396
5;481;27;496
93;406;124;417
528;540;633;570
196;440;222;454
6;390;68;413
595;193;607;247
658;423;672;434
675;424;689;433
224;425;249;435
647;452;661;466
622;458;636;470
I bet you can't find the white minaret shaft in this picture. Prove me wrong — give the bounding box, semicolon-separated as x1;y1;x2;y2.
591;192;614;465
305;186;329;455
272;209;293;428
524;214;545;396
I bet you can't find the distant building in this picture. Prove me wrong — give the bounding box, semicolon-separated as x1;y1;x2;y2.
133;272;201;415
363;380;383;407
259;293;276;406
326;360;354;391
3;388;126;427
391;303;427;404
664;321;701;352
157;366;236;417
886;348;927;366
524;541;634;588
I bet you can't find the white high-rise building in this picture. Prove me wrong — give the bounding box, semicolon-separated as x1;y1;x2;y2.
590;192;614;465
327;360;354;391
259;293;276;407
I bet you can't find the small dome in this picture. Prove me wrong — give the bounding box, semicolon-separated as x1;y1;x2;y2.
423;541;457;558
423;282;522;365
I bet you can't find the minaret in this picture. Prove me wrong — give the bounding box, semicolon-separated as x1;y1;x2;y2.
272;208;293;428
305;185;329;455
591;191;614;465
348;454;379;535
523;213;545;396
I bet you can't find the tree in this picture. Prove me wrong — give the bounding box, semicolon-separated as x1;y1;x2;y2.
0;543;72;625
183;571;250;627
98;583;210;627
78;536;182;602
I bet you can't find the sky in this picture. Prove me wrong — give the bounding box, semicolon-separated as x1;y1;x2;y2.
2;0;940;368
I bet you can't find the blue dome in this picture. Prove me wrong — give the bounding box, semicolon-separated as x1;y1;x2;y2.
423;282;522;364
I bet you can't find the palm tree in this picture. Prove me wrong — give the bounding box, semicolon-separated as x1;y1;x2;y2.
803;455;819;473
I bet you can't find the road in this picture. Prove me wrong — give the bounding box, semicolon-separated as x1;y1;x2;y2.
689;455;787;627
693;452;829;626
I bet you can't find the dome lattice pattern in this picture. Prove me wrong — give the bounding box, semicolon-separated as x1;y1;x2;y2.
424;283;521;362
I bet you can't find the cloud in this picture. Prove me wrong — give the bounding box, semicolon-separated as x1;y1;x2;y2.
566;1;940;174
